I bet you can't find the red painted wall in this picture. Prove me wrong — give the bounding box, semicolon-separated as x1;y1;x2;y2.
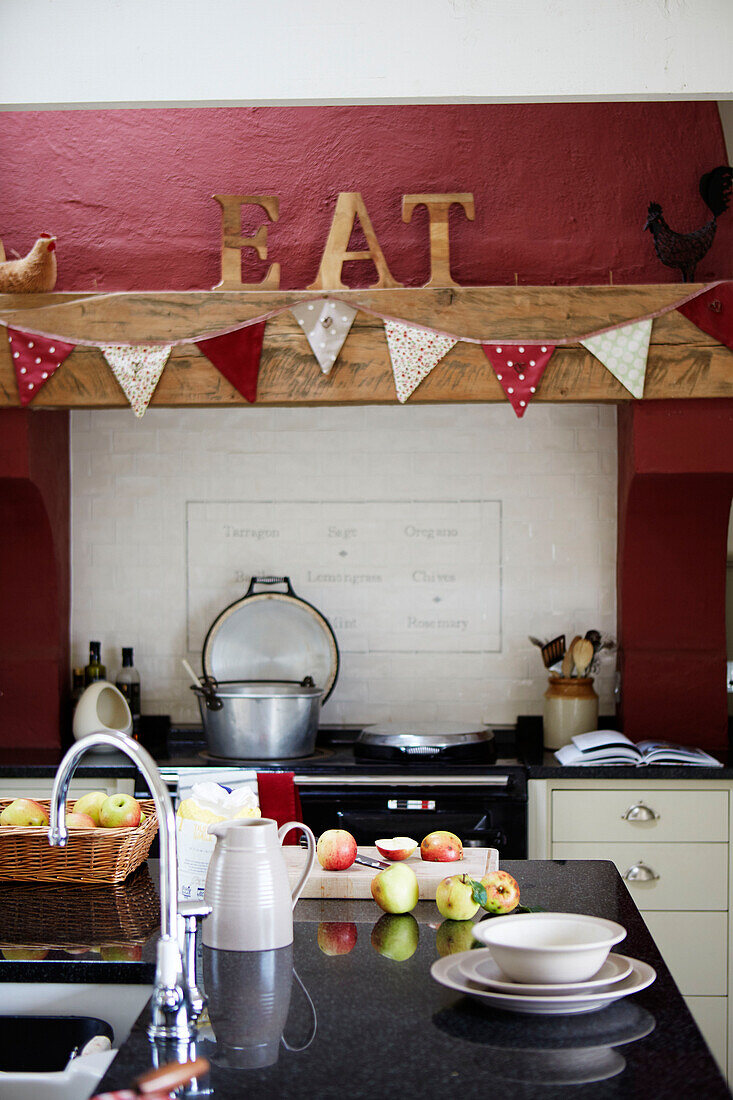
617;401;733;751
0;411;70;748
0;103;730;291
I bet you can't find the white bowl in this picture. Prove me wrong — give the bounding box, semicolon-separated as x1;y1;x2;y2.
72;681;133;750
472;913;626;984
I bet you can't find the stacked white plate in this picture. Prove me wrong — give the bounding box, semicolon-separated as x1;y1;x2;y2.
431;950;656;1015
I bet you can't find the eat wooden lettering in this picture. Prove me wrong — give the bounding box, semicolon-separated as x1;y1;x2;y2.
213;192;474;289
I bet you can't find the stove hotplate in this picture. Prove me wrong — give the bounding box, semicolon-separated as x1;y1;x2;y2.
198;747;334;766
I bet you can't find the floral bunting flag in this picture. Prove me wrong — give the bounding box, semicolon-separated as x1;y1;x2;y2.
195;322;266;403
101;344;172;417
291;299;358;374
481;342;555;417
383;320;457;403
677;283;733;352
7;327;76;406
580;319;652;399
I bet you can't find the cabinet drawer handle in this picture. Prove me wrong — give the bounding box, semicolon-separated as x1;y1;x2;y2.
621;801;659;822
623;860;660;882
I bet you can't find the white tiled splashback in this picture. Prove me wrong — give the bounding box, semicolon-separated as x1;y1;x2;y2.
71;404;617;726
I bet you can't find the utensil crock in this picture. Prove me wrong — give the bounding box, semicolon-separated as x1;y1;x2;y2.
203;817;315;951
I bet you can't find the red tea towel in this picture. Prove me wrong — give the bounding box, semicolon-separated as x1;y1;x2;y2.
257;772;303;844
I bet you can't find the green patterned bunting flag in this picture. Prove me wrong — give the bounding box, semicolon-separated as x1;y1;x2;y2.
580;319;652;399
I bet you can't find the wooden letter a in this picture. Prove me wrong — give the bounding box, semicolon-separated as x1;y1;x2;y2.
308;192;403;290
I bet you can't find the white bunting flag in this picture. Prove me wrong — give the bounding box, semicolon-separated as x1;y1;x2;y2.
580;319;652;399
292;299;358;374
383;320;457;403
101;344;172;417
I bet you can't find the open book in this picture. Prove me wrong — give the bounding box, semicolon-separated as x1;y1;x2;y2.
555;729;723;767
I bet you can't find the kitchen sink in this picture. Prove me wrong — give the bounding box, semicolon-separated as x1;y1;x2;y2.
0;1015;113;1072
0;984;152;1100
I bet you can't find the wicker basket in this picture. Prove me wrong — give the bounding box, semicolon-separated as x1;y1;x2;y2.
0;798;158;884
0;862;160;948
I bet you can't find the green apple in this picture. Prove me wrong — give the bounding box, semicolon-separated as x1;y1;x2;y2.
420;830;463;862
99;793;141;828
100;943;143;961
2;946;49;960
0;798;48;826
435;918;477;957
479;870;520;914
436;874;481;920
72;790;108;825
370;863;419;914
370;913;419;961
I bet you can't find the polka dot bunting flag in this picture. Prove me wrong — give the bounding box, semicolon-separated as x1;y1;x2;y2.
580;319;652;399
291;299;358;374
383;320;457;403
481;342;555;417
100;344;172;417
8;327;76;406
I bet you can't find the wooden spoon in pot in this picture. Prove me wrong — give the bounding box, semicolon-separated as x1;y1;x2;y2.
572;637;595;677
561;635;581;678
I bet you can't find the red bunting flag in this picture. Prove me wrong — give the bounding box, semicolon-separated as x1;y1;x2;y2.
194;322;266;403
677;284;733;353
7;327;76;406
481;342;555;417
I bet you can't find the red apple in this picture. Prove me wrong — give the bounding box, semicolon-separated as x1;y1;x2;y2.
317;921;358;955
316;829;357;870
99;793;141;829
375;837;418;861
0;798;49;826
420;830;462;862
65;811;96;829
479;870;520;914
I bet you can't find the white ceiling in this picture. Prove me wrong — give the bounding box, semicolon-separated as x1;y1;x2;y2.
1;0;731;108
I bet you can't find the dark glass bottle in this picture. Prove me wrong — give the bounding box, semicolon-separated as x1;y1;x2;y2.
84;641;106;686
116;647;141;736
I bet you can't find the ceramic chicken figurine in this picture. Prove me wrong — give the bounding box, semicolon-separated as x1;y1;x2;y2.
0;234;57;293
644;166;732;282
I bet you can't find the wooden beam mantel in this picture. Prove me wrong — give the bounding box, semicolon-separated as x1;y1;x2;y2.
0;286;729;407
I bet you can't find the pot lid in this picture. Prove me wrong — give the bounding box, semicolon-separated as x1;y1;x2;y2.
357;722;494;749
202;577;339;702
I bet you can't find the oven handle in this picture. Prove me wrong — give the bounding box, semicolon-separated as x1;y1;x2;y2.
293;774;510;787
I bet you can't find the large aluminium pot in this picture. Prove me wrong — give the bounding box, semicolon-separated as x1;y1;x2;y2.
195;576;339;759
193;679;324;760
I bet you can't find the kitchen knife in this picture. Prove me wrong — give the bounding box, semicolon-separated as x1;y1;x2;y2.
354;852;390;870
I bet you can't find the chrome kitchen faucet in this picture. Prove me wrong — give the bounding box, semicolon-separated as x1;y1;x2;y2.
48;729;201;1042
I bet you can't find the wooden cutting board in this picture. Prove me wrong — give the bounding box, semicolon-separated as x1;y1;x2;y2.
285;846;499;900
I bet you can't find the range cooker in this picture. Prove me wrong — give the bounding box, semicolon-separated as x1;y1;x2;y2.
143;724;528;858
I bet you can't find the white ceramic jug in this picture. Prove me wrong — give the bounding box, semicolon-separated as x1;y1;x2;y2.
203;817;315;951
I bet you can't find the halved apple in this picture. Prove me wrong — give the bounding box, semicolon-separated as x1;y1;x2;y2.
375;836;418;861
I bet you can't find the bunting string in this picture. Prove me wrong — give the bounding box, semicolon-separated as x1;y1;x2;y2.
0;280;730;413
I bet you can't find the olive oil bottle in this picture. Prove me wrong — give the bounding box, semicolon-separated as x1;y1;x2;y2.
84;640;106;686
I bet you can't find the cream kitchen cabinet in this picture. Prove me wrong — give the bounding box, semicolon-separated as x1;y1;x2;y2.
529;777;733;1080
0;776;135;799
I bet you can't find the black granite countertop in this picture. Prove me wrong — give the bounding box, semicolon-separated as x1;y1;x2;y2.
0;746;137;778
8;859;726;1098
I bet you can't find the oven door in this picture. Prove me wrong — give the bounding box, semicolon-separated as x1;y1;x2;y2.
298;774;527;858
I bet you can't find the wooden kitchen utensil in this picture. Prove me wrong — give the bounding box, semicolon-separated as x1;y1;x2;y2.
561;636;581;678
540;635;566;668
572;638;595;677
